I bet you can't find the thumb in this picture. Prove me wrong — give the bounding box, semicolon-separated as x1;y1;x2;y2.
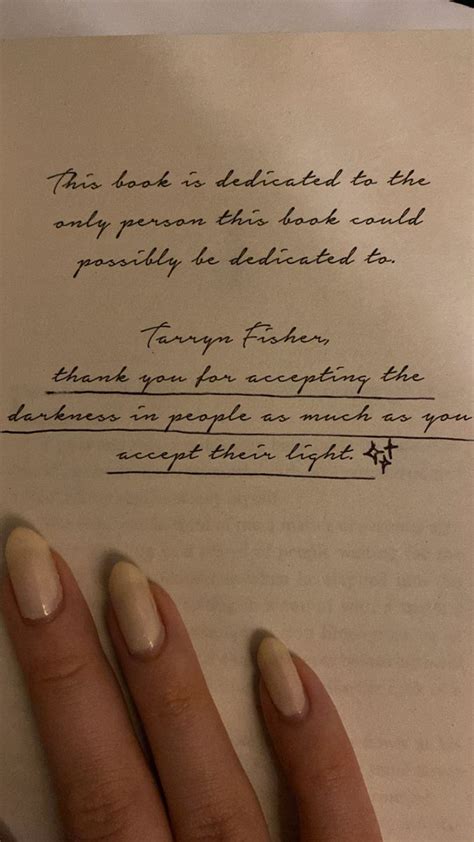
257;637;382;842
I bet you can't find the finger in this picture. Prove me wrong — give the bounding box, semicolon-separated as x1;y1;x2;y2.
107;560;270;842
257;637;382;842
1;527;171;842
0;819;17;842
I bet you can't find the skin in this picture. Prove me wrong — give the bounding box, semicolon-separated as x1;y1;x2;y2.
0;549;383;842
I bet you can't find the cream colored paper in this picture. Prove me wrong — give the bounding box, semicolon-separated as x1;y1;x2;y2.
0;32;472;842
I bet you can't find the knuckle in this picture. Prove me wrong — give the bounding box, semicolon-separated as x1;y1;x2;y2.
63;776;138;842
157;682;196;723
186;799;246;842
309;750;360;795
27;652;93;695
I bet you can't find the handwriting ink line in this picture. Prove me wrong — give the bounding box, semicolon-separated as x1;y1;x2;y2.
44;390;435;401
2;429;472;442
106;470;375;480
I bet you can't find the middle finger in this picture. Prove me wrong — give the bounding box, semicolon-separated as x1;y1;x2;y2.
107;560;270;842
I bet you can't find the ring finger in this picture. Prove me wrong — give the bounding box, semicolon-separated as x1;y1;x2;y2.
2;528;171;842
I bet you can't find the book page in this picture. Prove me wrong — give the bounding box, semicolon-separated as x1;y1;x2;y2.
0;32;472;842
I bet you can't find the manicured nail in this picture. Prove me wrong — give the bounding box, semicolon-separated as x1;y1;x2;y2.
109;561;164;656
257;636;307;718
5;527;63;621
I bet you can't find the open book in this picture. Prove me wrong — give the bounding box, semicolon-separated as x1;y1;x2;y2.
0;31;472;842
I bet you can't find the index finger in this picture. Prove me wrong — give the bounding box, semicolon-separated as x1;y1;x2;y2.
257;637;383;842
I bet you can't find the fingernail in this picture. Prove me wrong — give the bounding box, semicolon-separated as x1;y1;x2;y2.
257;636;307;719
5;527;63;621
109;561;164;656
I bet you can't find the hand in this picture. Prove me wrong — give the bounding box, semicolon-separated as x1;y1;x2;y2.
2;527;382;842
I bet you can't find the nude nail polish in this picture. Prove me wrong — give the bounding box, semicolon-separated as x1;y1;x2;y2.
109;561;164;656
5;527;63;621
257;636;307;718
